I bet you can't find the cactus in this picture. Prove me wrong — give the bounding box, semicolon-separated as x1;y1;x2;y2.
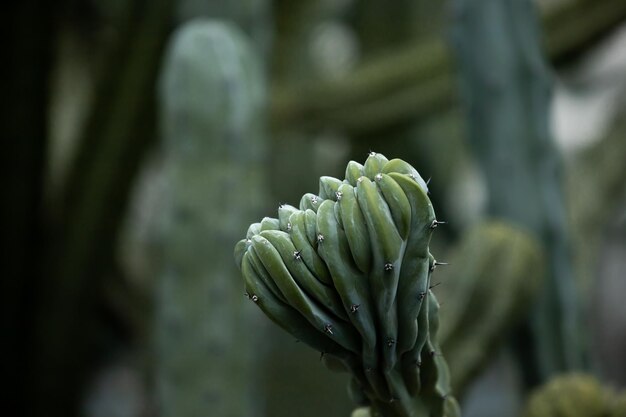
522;373;626;417
436;222;545;394
235;153;459;417
155;20;266;417
450;0;585;382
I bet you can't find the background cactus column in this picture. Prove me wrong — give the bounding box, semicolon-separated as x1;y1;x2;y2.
155;20;267;417
450;0;585;382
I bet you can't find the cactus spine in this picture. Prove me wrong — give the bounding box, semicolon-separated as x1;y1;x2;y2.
235;153;459;417
156;20;266;417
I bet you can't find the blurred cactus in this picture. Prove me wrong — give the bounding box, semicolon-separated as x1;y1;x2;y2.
155;20;267;417
451;0;585;382
436;222;544;394
235;153;459;417
522;373;626;417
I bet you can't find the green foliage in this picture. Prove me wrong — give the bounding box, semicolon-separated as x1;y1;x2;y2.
522;374;626;417
235;153;459;417
437;222;545;394
156;19;266;417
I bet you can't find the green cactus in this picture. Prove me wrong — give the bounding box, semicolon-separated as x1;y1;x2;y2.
436;222;545;394
522;374;626;417
156;20;266;417
235;153;459;417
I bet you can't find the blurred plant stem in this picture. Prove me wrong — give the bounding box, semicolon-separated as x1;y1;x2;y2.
271;0;626;135
154;20;267;417
450;0;585;384
31;1;174;416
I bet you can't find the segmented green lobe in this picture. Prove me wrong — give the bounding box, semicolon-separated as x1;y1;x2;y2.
345;161;365;186
260;216;280;231
288;211;332;285
259;230;348;321
319;176;343;200
278;204;298;231
300;193;322;212
316;199;389;400
241;253;352;358
383;158;429;194
337;183;371;274
363;152;389;179
377;174;412;240
250;234;361;353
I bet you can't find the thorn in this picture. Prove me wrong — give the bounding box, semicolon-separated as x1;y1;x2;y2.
426;177;432;186
251;295;259;302
244;292;250;299
386;338;396;348
293;250;302;261
389;397;397;404
286;222;292;232
246;238;252;244
368;150;376;157
365;367;372;373
418;291;427;301
335;191;343;201
384;262;394;271
429;282;442;290
375;173;382;181
430;219;447;229
278;202;285;208
350;304;360;313
317;234;325;244
320;351;326;361
324;324;334;335
310;195;319;204
430;260;449;272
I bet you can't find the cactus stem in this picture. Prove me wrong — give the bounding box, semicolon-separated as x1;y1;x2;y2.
350;304;361;313
324;324;334;335
293;250;302;260
384;263;394;271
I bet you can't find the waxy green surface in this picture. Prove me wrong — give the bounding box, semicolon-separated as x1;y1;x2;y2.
235;153;459;417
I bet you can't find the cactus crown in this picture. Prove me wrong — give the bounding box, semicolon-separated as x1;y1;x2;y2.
234;153;459;417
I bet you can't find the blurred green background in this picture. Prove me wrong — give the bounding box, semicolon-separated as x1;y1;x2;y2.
3;0;626;416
